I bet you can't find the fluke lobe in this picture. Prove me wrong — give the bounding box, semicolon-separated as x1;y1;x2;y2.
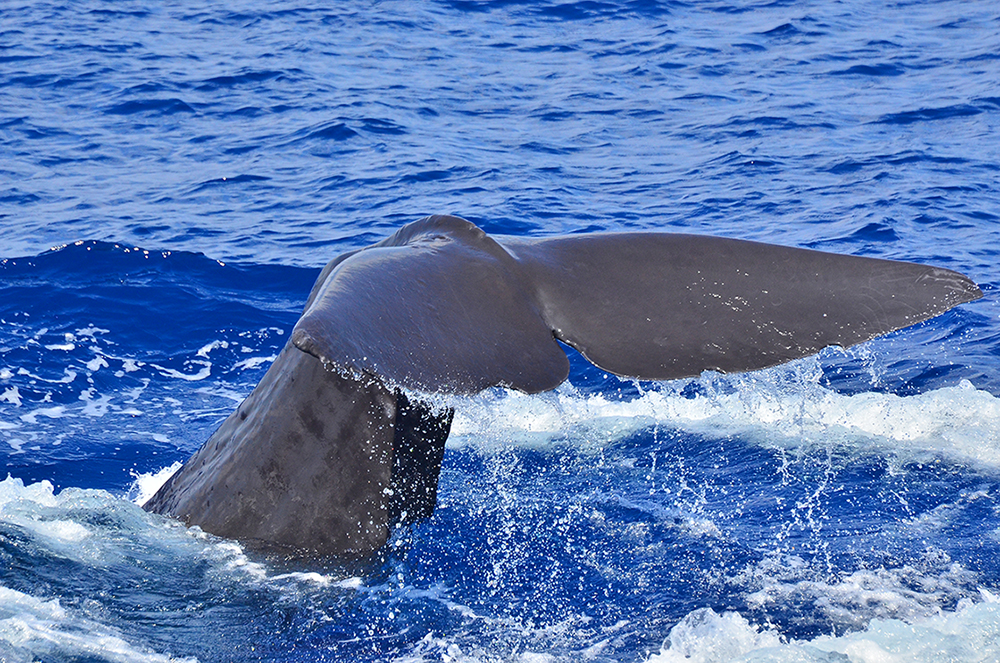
143;215;983;556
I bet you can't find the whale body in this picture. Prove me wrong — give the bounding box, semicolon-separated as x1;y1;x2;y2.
144;215;983;556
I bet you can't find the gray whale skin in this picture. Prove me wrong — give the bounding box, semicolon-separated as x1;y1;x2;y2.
143;215;983;557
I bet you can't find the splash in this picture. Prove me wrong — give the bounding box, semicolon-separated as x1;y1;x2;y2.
0;586;197;663
650;592;1000;663
129;461;182;507
448;360;1000;468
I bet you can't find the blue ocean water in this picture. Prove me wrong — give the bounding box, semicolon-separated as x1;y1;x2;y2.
2;0;1000;661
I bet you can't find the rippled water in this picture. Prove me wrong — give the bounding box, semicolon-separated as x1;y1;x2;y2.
2;0;1000;661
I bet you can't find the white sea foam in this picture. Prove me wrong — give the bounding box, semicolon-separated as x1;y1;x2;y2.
389;600;605;663
196;340;230;358
120;358;143;373
150;360;212;381
0;478;112;559
129;461;183;507
737;550;979;630
232;354;277;371
18;405;66;425
0;476;60;510
650;609;785;663
649;593;1000;663
0;585;197;663
14;366;77;384
2;475;358;593
391;586;1000;663
1;386;22;406
0;329;266;450
448;361;1000;468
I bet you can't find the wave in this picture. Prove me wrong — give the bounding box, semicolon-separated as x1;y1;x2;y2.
0;584;198;663
0;477;362;662
649;594;1000;663
446;359;1000;469
4;455;992;662
4;353;999;661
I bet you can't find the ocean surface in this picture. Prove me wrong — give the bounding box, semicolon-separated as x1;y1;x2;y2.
2;0;1000;661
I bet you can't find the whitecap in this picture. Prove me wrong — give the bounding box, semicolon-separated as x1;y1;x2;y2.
150;360;212;381
86;355;110;372
447;359;1000;469
19;405;66;425
0;585;197;663
1;386;21;406
129;461;183;507
232;354;277;371
196;339;229;358
649;597;1000;663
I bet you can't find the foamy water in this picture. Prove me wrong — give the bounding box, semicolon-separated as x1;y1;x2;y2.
71;363;993;663
650;593;1000;663
3;364;999;661
0;476;369;662
3;326;998;662
448;359;1000;469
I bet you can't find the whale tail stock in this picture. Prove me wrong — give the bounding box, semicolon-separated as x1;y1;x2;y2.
141;348;454;557
144;215;982;557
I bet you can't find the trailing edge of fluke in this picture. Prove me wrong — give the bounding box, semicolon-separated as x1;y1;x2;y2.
144;215;983;557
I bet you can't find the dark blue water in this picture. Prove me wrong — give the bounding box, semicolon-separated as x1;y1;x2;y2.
3;0;1000;661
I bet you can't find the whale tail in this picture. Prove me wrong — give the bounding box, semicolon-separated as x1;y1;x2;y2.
510;231;982;381
142;345;455;557
293;215;982;392
147;215;982;557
